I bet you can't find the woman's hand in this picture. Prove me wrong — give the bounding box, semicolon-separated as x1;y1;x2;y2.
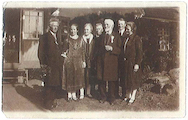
82;62;86;68
134;64;139;72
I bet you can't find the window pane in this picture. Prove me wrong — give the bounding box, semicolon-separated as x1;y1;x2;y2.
39;12;43;16
23;10;43;39
30;11;38;16
30;16;37;32
38;16;43;35
23;15;30;33
23;10;29;15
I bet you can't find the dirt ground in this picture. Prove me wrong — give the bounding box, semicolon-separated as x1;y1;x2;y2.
2;69;180;119
2;78;179;113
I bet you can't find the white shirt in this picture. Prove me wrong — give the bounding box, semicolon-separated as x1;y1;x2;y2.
50;30;58;45
119;29;125;36
50;31;57;40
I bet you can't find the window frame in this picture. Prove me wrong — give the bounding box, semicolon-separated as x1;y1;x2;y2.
22;9;44;40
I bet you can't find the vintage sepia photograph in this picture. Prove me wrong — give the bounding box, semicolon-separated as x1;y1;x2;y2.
1;1;186;119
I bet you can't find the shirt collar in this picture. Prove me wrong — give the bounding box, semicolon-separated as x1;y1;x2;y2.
119;29;125;36
83;34;93;44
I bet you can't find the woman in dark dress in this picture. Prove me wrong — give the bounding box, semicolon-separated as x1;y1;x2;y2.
62;24;85;101
123;22;143;104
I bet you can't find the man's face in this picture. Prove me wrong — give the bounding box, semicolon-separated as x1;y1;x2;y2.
50;22;59;33
118;20;126;31
126;25;132;35
70;25;78;36
96;25;103;35
84;25;92;36
104;21;113;33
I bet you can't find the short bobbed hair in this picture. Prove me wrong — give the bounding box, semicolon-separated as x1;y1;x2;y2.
84;23;93;32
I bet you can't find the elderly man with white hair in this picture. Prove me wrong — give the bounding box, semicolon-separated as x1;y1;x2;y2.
98;19;121;105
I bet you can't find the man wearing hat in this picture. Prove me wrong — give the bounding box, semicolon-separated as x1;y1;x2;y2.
38;18;63;110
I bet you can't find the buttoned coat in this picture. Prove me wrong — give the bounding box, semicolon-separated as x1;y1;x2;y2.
118;30;129;84
101;32;121;81
38;31;63;86
123;33;143;90
93;34;105;80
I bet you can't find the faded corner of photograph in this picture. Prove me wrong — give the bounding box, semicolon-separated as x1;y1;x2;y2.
1;2;184;119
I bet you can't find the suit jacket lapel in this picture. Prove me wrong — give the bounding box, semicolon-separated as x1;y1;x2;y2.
48;32;60;50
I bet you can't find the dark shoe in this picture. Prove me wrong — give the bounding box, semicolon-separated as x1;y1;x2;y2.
99;99;106;104
115;95;121;99
67;97;72;102
52;101;58;108
110;99;119;106
45;100;57;110
87;94;93;98
110;102;114;106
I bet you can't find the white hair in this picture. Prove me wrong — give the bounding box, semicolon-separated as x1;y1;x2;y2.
104;19;114;27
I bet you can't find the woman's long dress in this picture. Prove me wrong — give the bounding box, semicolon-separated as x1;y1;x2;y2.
62;36;85;92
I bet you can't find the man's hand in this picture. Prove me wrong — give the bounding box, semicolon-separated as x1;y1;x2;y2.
61;52;67;58
134;64;139;72
105;45;113;51
82;62;86;68
41;64;47;69
41;64;48;77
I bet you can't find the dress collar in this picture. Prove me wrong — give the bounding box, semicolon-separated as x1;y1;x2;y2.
70;35;79;40
83;34;93;44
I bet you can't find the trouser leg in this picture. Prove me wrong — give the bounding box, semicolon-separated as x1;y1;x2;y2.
98;80;106;100
125;89;132;99
44;86;56;109
115;80;119;98
108;81;116;103
122;85;126;98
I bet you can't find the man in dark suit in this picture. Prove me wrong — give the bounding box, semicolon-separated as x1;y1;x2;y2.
93;22;104;98
38;18;63;110
118;18;129;99
99;19;121;105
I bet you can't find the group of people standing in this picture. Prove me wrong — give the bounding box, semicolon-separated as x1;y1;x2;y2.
38;17;143;110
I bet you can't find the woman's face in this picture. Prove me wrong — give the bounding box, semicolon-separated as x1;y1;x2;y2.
70;25;78;36
84;25;91;36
